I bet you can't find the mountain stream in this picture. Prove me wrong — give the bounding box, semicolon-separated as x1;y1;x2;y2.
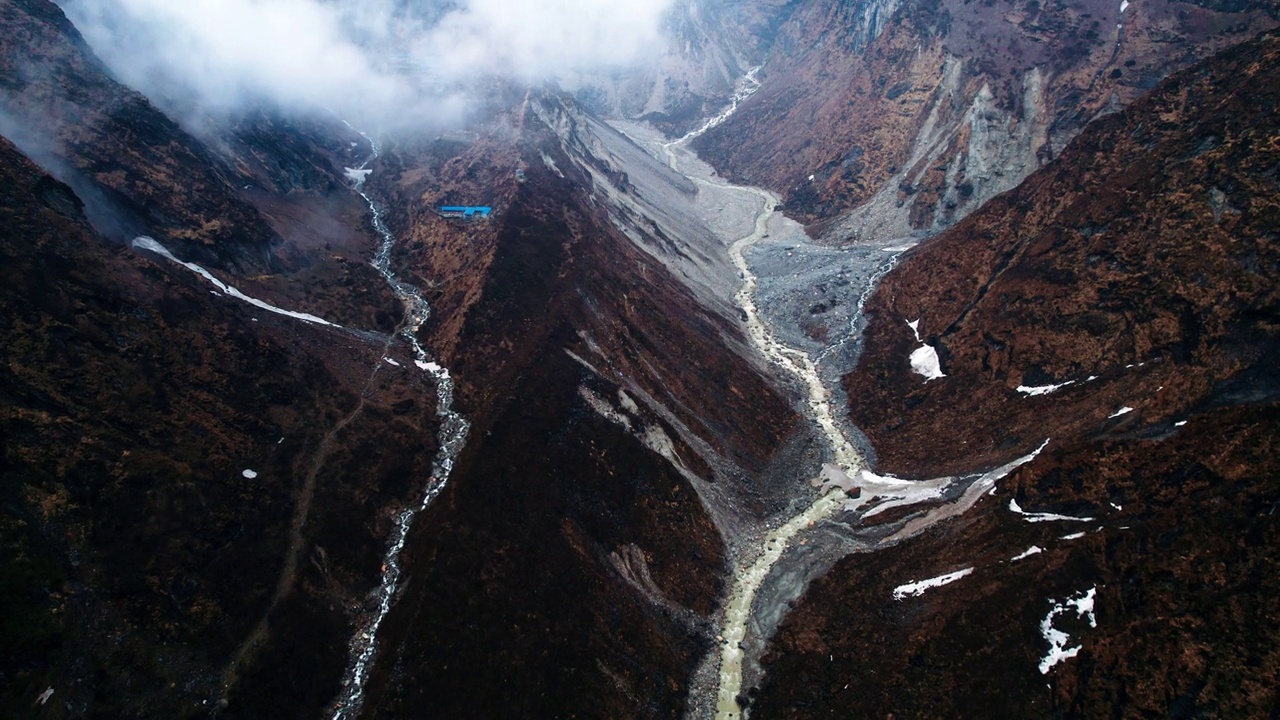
631;72;1049;720
327;130;471;720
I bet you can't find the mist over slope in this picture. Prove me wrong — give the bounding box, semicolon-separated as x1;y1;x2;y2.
56;0;675;130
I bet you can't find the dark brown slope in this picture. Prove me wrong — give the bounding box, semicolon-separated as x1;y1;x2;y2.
748;31;1280;718
0;0;281;271
0;135;451;717
846;28;1280;477
341;97;806;720
695;0;1278;230
753;404;1280;718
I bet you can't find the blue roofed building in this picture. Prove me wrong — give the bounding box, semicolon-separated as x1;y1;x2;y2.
438;206;492;219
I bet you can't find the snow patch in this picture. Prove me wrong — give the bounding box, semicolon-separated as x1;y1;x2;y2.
1108;406;1134;419
242;469;258;479
36;687;54;706
1120;0;1130;11
893;567;974;600
1017;381;1074;396
414;360;445;375
1012;546;1043;561
344;167;372;186
1009;499;1094;523
1175;420;1188;427
1039;587;1097;674
910;344;945;381
1061;531;1086;540
907;318;922;342
384;357;401;367
132;237;336;327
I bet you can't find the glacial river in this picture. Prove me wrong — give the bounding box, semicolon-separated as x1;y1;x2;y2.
645;71;1049;719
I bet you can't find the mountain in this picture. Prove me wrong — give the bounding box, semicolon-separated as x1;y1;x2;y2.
0;0;288;271
0;123;454;717
566;0;803;135
331;92;816;719
695;0;1279;238
1;2;813;716
746;28;1280;717
845;26;1280;477
2;0;1279;717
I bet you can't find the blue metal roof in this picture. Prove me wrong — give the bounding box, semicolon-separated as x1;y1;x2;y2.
439;205;492;217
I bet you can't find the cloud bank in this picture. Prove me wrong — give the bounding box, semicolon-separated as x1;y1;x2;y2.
58;0;674;129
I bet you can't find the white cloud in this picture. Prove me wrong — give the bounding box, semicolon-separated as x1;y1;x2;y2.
58;0;674;128
414;0;671;79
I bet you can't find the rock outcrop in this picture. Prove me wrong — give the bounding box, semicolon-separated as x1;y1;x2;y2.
695;0;1279;239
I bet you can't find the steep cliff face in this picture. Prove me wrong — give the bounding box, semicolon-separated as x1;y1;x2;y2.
744;30;1280;718
695;0;1279;238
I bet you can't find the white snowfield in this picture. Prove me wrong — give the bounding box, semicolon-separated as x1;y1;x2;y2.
1008;498;1095;523
131;237;337;327
1108;406;1135;419
1039;587;1097;674
343;166;372;186
910;344;946;381
906;318;945;381
1011;545;1043;561
893;567;974;600
1017;381;1074;396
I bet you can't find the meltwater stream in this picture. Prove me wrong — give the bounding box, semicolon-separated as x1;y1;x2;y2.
644;71;877;719
328;131;471;720
643;69;1049;720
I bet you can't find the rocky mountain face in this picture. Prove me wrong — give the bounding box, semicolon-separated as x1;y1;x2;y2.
0;2;817;717
695;0;1279;239
3;0;1279;717
0;0;293;272
745;30;1280;717
845;27;1280;477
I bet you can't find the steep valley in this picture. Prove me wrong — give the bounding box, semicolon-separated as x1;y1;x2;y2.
2;0;1279;718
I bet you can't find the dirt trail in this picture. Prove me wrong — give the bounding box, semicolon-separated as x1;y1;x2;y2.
216;335;395;710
